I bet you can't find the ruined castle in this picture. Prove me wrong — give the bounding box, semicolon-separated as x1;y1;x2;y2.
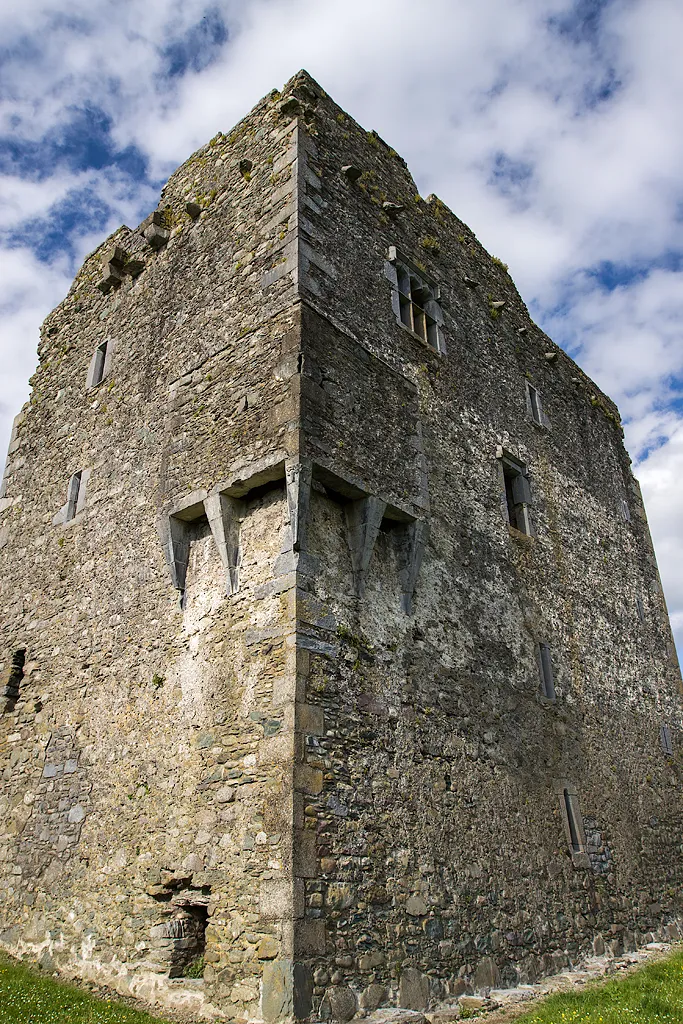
0;70;681;1022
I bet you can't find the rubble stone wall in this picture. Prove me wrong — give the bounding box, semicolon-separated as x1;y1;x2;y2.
0;81;311;1021
288;77;683;1016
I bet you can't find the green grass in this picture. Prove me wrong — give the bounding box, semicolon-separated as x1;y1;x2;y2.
514;950;683;1024
0;953;172;1023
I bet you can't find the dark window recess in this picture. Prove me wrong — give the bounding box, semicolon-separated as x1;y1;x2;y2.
65;472;82;522
660;724;674;756
636;595;645;622
528;384;543;425
2;649;25;703
563;789;582;852
397;266;440;351
91;340;108;387
539;643;555;699
151;902;208;978
501;456;532;534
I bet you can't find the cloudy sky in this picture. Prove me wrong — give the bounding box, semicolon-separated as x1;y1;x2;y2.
2;0;682;651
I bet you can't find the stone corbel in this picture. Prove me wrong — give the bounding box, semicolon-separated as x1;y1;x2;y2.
204;493;245;595
345;496;387;597
164;515;192;594
395;520;430;615
159;492;208;596
285;459;312;553
139;211;170;251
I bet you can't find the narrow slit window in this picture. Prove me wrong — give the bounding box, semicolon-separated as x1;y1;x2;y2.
528;384;543;425
92;341;108;387
65;472;82;522
660;724;673;756
636;595;645;622
500;455;532;535
539;643;555;699
620;498;631;523
87;339;112;389
563;789;582;852
2;649;25;705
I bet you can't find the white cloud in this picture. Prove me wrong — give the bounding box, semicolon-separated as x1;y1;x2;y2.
637;424;683;654
0;246;72;444
0;172;89;230
545;269;683;431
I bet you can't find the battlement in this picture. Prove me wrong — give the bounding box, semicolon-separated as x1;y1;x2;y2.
0;71;680;1023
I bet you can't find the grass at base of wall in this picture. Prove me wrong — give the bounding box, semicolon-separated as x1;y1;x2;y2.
0;953;173;1023
512;950;683;1024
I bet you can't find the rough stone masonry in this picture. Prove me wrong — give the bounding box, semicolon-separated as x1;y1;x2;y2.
0;69;682;1022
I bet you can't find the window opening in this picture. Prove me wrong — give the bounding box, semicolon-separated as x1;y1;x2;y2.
397;270;439;349
65;472;82;522
2;649;25;706
150;886;209;978
636;595;645;622
528;384;543;425
91;341;108;387
620;498;631;523
168;904;207;977
501;455;532;535
563;789;581;852
388;250;442;352
660;724;673;756
539;643;555;699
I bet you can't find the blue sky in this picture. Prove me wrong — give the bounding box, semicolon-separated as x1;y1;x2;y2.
1;0;682;652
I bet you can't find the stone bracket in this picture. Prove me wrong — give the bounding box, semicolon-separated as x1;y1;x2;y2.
285;459;312;553
161;458;429;611
139;211;170;251
396;519;430;615
345;496;387;597
158;490;208;595
204;493;245;595
165;515;192;593
159;456;288;597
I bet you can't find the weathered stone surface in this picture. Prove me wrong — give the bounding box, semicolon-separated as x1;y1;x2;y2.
258;935;279;960
399;968;431;1010
406;896;428;916
262;960;294;1021
0;65;681;1024
361;983;389;1009
320;984;358;1021
366;1010;426;1024
473;957;501;992
458;996;486;1011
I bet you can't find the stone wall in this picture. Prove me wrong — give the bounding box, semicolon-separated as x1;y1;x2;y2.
0;68;681;1023
286;75;683;1017
0;80;312;1021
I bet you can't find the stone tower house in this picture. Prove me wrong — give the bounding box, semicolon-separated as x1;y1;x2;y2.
0;70;682;1021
